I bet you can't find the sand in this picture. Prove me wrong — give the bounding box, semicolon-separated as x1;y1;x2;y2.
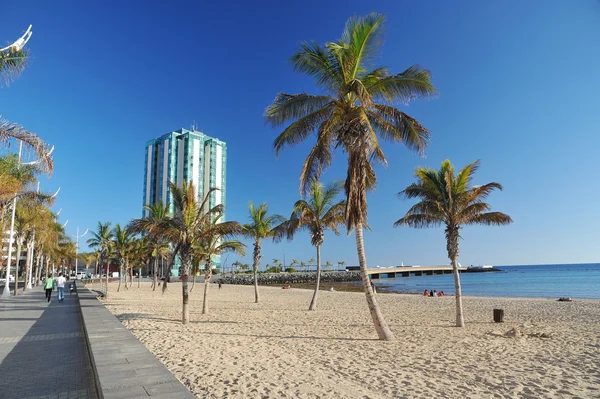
98;281;600;398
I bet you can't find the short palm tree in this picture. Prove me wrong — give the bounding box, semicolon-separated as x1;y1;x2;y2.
195;212;245;314
130;202;171;291
241;202;285;303
265;13;436;340
87;222;114;298
394;160;512;327
128;181;221;324
279;180;345;310
111;224;133;292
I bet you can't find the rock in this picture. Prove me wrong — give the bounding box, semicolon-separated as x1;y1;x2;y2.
215;271;361;286
504;328;523;338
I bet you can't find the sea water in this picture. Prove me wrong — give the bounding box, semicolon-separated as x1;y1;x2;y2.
371;263;600;299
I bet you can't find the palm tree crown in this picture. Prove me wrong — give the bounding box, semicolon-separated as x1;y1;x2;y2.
394;160;512;232
266;12;436;229
282;180;346;246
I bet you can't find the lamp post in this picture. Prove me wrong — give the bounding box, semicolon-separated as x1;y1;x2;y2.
74;227;88;278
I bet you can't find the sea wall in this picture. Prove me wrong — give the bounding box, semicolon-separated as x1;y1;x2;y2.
216;271;361;285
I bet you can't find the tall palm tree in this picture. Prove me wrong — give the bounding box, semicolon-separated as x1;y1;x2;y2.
279;180;345;310
87;222;114;298
241;202;285;303
128;181;220;324
195;212;245;314
394;160;512;327
265;13;436;340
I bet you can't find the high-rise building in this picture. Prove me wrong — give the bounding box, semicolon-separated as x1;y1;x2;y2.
142;128;227;274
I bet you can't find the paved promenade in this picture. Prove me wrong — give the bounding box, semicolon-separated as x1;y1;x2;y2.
0;287;98;399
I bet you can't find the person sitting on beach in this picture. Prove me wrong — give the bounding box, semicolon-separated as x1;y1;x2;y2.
430;289;434;297
423;289;429;297
438;291;444;297
433;290;438;297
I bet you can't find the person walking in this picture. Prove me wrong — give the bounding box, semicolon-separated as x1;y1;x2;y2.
56;272;66;303
44;275;54;303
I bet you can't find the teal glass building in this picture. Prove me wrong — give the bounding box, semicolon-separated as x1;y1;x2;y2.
143;128;227;275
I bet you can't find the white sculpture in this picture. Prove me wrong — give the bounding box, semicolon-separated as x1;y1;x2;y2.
0;25;33;53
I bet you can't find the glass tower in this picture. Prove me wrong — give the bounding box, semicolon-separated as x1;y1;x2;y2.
142;128;227;275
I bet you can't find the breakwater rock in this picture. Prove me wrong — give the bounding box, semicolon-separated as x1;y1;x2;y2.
216;271;361;285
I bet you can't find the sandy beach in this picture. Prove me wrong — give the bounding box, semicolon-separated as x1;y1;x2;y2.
97;281;600;398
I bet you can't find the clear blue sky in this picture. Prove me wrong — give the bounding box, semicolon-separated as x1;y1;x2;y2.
2;0;600;267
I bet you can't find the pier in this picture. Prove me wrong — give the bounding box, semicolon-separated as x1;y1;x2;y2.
365;265;466;279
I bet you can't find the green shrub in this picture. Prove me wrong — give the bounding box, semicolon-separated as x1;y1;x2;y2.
285;267;297;273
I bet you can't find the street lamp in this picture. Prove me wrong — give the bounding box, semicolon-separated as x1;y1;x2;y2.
74;227;88;278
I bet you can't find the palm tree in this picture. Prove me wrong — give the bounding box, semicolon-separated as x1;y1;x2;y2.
195;212;245;314
128;202;171;291
241;202;285;303
111;224;133;292
87;222;114;298
265;13;436;340
290;259;299;271
338;260;346;271
279;180;345;310
231;260;241;273
129;181;221;324
394;160;512;327
300;261;306;272
272;258;280;273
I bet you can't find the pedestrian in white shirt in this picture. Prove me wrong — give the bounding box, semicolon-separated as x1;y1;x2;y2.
56;272;67;303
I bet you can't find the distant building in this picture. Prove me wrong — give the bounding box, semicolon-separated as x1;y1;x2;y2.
143;128;227;275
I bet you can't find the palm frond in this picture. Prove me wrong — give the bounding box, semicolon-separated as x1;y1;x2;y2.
299;123;334;195
0;117;54;174
368;65;437;103
290;41;342;92
465;212;512;226
266;92;333;127
272;107;332;156
368;106;429;154
341;12;385;80
0;48;28;86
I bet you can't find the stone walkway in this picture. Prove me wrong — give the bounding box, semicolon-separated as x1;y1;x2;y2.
0;286;98;399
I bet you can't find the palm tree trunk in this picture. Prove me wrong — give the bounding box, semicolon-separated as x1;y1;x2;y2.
117;263;122;292
13;241;22;296
309;245;321;311
153;257;158;291
447;227;464;327
23;243;32;292
105;259;109;299
253;241;261;303
190;273;196;292
138;267;141;288
202;262;212;315
356;224;395;340
181;254;190;324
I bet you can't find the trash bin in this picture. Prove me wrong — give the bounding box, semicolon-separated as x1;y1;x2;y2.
493;308;504;323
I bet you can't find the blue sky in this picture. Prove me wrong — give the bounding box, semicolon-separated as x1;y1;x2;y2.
2;0;600;267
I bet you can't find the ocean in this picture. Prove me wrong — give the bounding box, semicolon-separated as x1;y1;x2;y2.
370;263;600;299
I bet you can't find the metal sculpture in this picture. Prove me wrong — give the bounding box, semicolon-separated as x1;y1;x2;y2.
0;25;33;53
